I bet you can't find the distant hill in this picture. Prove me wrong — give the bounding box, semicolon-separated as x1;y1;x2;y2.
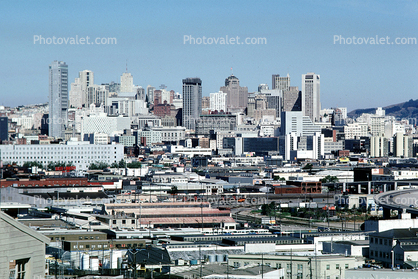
348;99;418;119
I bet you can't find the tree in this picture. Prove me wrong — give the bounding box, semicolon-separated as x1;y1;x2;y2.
261;202;276;216
89;162;109;170
168;186;178;196
111;159;126;168
23;161;44;169
320;175;339;183
127;161;141;168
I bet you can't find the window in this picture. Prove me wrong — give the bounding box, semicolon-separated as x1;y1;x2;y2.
336;264;339;270
326;264;330;270
345;264;349;269
113;220;117;224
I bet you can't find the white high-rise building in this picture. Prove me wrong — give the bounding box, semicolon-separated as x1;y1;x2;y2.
87;85;109;107
69;78;83;108
302;72;320;123
49;61;68;138
210;91;227;112
69;70;94;108
120;72;134;93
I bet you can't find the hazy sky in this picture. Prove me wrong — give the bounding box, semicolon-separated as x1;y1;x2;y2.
1;0;417;111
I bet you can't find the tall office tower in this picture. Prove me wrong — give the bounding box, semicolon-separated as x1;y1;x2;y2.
272;74;290;91
87;85;109;107
302;72;320;122
393;132;413;157
282;86;301;112
49;61;68;138
182;78;202;130
210;91;227;112
146;85;155;104
220;75;248;112
135;86;146;101
69;78;82;108
69;70;94;108
0;117;8;141
120;72;134;93
79;70;94;103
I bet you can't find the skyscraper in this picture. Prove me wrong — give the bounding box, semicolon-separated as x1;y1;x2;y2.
120;72;134;93
272;74;290;91
69;70;94;108
210;91;227;112
182;78;202;130
282;86;302;112
220;75;248;112
0;117;8;141
146;85;155;104
302;72;320;122
49;61;68;138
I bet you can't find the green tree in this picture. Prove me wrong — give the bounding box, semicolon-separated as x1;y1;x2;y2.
168;186;178;196
23;161;44;169
127;161;141;168
261;202;276;216
111;159;126;168
88;162;109;170
320;175;339;183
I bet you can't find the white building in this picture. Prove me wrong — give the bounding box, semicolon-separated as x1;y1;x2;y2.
87;84;109;107
370;136;388;157
170;145;212;157
108;93;147;117
136;129;162;145
0;140;124;170
370;115;385;136
210;91;227;112
120;72;134;93
12;116;34;130
344;122;368;139
153;126;186;143
81;112;131;137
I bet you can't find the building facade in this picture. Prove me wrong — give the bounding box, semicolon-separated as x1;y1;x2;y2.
302;72;320;123
49;61;68;138
182;78;202;130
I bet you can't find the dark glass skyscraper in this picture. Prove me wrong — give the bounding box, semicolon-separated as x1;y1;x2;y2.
182;78;202;130
0;117;8;141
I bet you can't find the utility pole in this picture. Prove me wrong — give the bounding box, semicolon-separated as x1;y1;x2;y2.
261;253;264;279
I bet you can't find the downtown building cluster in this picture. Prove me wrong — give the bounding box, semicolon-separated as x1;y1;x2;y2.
3;61;418;278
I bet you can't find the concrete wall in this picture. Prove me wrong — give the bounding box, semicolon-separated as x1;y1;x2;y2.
0;214;47;278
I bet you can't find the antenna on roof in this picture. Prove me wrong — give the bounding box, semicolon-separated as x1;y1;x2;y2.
126;59;128;73
231;67;233;75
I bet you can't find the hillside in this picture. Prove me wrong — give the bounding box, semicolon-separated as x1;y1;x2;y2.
348;99;418;119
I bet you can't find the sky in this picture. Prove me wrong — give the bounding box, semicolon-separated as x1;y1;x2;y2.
1;0;417;111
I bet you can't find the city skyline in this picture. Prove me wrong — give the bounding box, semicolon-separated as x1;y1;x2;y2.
1;1;417;110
